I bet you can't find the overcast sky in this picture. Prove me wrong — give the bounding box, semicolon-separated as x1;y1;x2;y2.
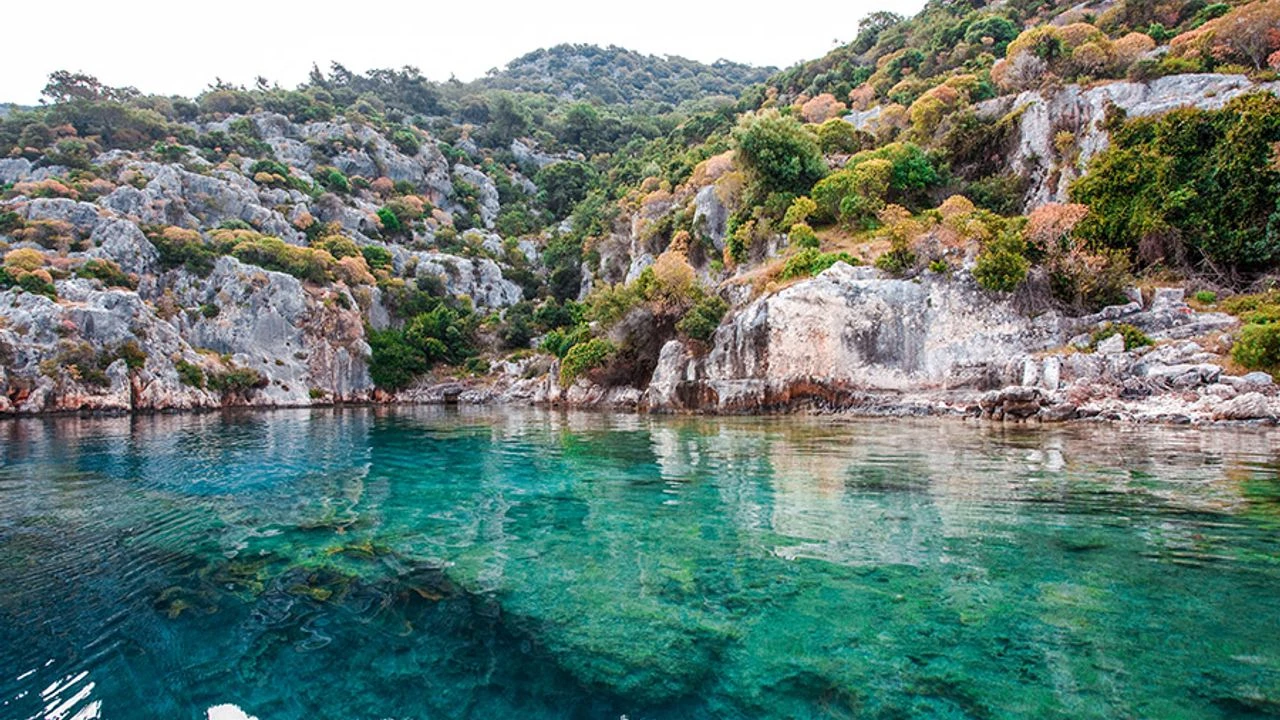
3;0;926;104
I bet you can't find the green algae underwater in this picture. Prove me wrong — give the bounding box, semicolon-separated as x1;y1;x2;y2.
1;407;1279;719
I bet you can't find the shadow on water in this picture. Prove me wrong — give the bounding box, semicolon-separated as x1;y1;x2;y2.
1;407;1280;719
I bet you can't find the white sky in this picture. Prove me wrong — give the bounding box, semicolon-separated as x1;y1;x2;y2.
3;0;926;104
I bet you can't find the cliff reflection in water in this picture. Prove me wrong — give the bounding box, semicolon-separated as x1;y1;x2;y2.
1;408;1278;720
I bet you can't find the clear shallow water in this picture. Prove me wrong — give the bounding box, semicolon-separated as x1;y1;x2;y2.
1;409;1279;720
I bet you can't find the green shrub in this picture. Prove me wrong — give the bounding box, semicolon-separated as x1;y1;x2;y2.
781;248;858;280
559;338;615;385
116;341;147;371
404;303;477;365
315;234;361;259
75;259;135;289
314;166;351;194
361;245;393;269
1220;292;1280;316
376;207;402;235
541;325;592;358
1233;322;1280;373
964;15;1019;54
788;222;820;250
726;219;756;264
200;303;220;318
676;295;729;342
230;235;336;283
367;327;428;390
816;118;870;154
732;109;827;203
1072;93;1280;271
874;243;917;276
499;302;536;349
0;211;23;234
495;204;543;237
819;143;940;217
391;127;421;155
247;158;313;193
148;227;234;277
811;158;892;227
1193;290;1218;305
782;196;818;227
1090;323;1153;352
5;270;58;299
207;365;268;394
973;233;1029;292
249;159;291;178
535;161;598;219
174;359;205;388
1242;305;1280;325
533;300;581;331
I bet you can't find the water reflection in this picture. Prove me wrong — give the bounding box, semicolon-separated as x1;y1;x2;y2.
0;408;1278;719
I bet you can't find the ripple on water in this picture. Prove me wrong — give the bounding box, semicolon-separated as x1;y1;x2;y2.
0;408;1279;719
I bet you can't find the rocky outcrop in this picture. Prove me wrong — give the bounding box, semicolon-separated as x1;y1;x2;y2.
403;251;522;309
0;281;218;413
644;263;1065;411
0;104;544;415
97;163;305;242
975;74;1280;209
162;257;373;406
88;219;159;275
632;264;1269;424
452;164;500;229
0;254;375;413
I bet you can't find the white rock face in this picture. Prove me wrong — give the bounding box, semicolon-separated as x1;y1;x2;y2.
0;283;218;413
0;158;32;184
405;251;523;309
452;164;500;229
88;219;159;275
646;263;1065;411
692;185;728;251
975;74;1280;209
0;108;536;415
634;266;1270;422
165;257;373;406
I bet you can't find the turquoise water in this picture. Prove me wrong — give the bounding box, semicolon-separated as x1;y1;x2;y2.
1;409;1279;719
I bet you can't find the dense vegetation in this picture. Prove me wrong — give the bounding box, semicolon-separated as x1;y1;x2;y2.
473;44;774;110
3;0;1280;393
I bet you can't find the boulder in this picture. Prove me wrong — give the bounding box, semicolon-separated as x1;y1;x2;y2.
1213;392;1275;421
692;185;728;251
1095;333;1125;355
0;158;33;185
88;219;159;275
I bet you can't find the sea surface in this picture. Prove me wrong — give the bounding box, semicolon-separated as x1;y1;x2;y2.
1;408;1278;719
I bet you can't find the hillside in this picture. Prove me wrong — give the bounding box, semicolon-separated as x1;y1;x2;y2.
1;1;1279;420
471;44;774;109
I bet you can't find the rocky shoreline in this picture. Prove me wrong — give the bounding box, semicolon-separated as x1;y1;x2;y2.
12;262;1268;428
